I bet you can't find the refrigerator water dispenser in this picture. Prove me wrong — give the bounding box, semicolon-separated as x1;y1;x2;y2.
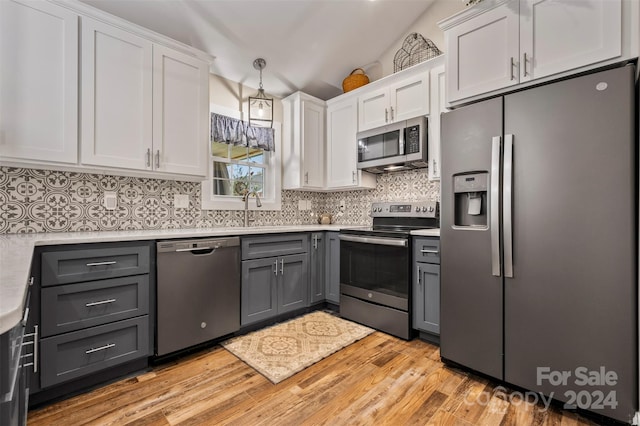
453;173;488;227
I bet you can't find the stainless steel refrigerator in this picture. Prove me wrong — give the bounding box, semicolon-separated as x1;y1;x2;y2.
440;65;637;423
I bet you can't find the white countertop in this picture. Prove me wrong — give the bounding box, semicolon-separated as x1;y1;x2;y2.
0;224;355;334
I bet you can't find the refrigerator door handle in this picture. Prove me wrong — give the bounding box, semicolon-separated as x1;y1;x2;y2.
503;134;514;278
491;136;501;277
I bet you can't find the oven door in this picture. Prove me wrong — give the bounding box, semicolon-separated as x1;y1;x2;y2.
339;234;410;311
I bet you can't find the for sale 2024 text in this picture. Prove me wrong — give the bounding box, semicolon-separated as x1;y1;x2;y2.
537;366;618;410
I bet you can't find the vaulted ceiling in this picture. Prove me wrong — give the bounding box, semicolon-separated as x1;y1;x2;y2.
78;0;436;100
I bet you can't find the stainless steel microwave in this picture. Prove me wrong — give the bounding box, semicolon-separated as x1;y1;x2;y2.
356;116;428;173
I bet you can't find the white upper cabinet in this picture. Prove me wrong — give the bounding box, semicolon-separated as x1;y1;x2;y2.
282;92;326;190
444;1;519;103
358;72;430;132
0;0;78;164
440;0;633;105
81;18;153;171
0;1;211;180
428;64;447;181
326;97;376;189
519;0;621;82
152;45;209;177
81;19;208;178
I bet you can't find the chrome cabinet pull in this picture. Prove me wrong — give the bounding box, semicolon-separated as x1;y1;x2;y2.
390;106;394;121
274;260;278;276
280;258;284;275
433;159;438;175
146;148;151;167
85;343;115;355
510;57;516;81
523;53;530;77
504;134;514;278
28;277;34;286
385;108;388;122
491;136;501;277
305;172;309;184
417;266;421;287
86;261;116;267
352;170;356;183
420;249;439;254
155;150;160;169
85;298;116;307
22;325;39;372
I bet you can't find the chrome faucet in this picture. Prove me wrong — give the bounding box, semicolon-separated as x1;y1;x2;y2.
242;190;262;227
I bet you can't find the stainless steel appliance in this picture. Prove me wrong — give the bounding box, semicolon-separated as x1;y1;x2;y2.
339;201;438;339
357;116;428;173
440;65;637;423
156;237;241;356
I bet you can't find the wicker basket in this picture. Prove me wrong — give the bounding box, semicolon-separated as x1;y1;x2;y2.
342;68;369;93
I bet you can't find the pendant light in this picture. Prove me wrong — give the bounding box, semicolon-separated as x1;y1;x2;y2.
248;58;273;128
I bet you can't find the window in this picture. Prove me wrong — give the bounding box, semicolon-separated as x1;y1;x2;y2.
201;106;281;210
211;143;266;198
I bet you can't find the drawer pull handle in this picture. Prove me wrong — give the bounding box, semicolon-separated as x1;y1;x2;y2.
420;249;439;254
86;343;115;354
85;299;116;307
86;261;116;267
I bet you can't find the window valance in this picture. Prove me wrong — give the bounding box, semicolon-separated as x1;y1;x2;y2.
211;113;275;152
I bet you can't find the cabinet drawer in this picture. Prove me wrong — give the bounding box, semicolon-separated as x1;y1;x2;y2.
40;316;149;388
413;237;440;264
41;276;149;337
241;234;309;260
42;245;150;286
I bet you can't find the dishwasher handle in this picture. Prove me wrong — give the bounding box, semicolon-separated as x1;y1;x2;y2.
157;237;240;253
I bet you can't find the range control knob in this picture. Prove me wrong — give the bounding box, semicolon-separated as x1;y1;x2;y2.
428;206;434;212
422;206;428;212
415;206;420;212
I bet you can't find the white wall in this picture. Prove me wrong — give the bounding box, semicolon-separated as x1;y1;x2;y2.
209;73;283;123
374;0;466;79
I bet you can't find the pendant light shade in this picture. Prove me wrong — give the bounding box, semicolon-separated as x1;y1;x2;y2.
249;58;273;128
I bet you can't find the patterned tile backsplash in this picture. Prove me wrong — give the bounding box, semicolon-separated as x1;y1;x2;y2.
0;167;440;233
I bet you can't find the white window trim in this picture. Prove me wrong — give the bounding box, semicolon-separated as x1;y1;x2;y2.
201;105;282;211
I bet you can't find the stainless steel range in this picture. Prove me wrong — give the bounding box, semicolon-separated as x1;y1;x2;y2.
339;201;439;339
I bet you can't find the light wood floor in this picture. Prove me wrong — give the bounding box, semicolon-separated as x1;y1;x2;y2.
28;332;601;426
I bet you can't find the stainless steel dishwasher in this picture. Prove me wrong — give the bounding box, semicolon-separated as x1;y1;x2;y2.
156;237;240;356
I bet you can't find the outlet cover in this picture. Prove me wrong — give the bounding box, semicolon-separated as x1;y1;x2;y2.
103;192;117;210
298;200;307;211
174;194;189;209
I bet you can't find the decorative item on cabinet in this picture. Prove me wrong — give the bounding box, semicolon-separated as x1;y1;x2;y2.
248;58;273;128
393;33;442;73
342;68;370;93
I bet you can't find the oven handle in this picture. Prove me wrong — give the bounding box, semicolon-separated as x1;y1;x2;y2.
339;234;408;247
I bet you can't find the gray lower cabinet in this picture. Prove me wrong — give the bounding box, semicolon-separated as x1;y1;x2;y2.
412;237;440;335
37;242;151;389
325;232;340;304
241;234;310;326
40;316;149;388
309;233;325;304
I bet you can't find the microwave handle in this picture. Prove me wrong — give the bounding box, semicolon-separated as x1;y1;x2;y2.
399;127;405;155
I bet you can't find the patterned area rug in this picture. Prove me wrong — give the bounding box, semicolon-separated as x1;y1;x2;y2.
221;311;375;384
